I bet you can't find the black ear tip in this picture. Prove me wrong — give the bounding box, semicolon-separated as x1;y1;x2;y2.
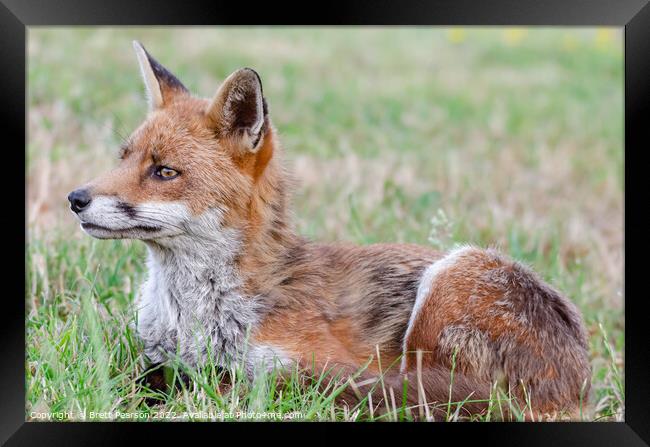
240;67;260;77
132;40;148;55
134;41;163;69
133;40;157;65
238;67;263;90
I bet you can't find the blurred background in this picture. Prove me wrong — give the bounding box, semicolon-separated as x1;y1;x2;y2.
26;27;623;420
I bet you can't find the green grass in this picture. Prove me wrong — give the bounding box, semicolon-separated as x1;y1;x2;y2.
27;27;623;421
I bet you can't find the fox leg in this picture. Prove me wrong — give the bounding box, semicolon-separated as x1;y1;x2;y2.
401;246;591;417
139;362;232;406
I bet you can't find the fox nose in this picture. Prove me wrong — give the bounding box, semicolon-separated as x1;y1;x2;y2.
67;188;92;213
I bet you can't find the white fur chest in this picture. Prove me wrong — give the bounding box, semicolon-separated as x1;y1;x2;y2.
133;210;267;374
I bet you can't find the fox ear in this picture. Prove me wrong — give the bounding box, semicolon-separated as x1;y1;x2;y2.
132;41;189;111
206;68;268;152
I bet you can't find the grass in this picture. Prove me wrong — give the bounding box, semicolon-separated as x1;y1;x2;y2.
26;27;623;421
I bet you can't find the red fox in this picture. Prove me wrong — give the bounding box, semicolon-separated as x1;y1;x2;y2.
68;41;591;419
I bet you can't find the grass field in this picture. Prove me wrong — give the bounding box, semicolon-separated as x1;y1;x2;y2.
26;27;624;421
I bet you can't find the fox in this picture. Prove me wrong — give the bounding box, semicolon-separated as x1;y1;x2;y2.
67;41;591;420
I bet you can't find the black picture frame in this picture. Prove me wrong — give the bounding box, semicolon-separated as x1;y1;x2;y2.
5;0;648;444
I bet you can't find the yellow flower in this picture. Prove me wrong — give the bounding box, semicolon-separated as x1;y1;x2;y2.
503;28;527;46
447;28;466;44
595;28;615;50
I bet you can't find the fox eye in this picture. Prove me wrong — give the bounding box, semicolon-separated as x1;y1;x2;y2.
154;166;179;180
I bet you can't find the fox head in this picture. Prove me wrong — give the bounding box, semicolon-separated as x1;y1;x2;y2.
68;42;281;246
